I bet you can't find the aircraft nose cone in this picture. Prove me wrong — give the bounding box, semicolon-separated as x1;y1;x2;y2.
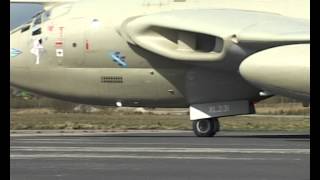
10;29;30;88
10;32;19;86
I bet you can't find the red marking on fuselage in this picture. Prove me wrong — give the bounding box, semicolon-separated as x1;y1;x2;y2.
55;40;63;47
47;25;54;32
85;40;89;50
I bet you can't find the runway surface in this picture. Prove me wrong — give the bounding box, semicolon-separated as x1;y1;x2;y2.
10;131;310;180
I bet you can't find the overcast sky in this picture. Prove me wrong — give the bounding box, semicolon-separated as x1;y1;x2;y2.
10;4;43;29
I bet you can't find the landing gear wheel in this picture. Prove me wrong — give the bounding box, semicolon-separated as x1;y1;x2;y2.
192;118;220;137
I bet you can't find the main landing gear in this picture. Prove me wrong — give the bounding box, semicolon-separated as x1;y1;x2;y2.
192;118;220;137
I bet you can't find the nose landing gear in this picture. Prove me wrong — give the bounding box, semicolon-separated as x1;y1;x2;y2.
192;118;220;137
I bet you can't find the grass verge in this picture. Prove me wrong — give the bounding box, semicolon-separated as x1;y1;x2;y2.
10;112;310;132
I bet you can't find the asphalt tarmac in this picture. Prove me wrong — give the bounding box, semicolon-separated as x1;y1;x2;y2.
10;131;310;180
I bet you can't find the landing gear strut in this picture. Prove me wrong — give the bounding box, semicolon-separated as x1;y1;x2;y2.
192;118;220;137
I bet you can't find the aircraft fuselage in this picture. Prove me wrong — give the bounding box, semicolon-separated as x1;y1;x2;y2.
10;0;309;107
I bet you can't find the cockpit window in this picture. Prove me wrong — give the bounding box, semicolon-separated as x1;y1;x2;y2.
31;14;42;36
21;20;32;33
21;25;30;33
32;27;42;36
28;9;51;28
33;15;42;26
29;10;52;35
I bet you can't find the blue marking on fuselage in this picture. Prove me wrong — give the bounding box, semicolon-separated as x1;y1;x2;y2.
10;48;22;58
110;52;128;68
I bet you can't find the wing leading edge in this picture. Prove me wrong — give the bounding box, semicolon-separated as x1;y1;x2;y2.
119;9;309;61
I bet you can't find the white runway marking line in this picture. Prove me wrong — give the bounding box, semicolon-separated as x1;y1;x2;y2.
10;154;304;161
12;140;293;147
10;146;310;154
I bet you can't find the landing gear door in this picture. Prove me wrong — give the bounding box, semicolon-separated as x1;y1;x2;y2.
189;101;255;120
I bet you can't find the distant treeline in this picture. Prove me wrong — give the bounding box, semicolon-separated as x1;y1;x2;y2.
11;87;76;110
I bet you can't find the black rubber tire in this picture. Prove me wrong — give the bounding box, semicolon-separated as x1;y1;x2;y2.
192;118;219;137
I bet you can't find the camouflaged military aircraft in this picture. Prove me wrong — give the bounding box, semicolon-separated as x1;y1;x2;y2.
10;0;309;137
